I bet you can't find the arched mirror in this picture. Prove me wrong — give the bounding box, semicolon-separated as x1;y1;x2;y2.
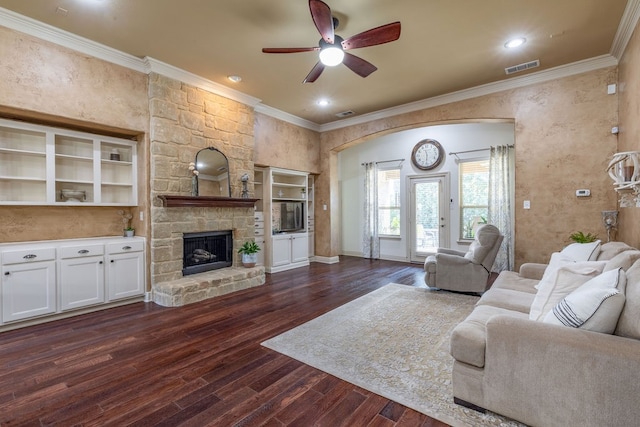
195;147;231;197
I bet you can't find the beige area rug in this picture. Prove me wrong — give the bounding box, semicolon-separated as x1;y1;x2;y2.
262;283;523;427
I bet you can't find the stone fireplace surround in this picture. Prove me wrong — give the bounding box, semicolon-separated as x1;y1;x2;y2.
150;203;265;307
148;73;265;307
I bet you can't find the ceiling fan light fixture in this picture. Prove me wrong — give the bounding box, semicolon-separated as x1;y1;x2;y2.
504;37;526;49
319;46;344;66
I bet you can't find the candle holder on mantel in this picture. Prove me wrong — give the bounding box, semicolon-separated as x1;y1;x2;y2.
607;151;640;207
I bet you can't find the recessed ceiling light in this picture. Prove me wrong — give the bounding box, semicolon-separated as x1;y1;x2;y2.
504;37;526;49
227;75;242;83
317;99;330;107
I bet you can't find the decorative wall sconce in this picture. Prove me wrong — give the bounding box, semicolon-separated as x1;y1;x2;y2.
601;210;618;242
606;151;640;207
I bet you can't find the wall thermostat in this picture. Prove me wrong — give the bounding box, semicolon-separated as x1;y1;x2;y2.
576;189;591;197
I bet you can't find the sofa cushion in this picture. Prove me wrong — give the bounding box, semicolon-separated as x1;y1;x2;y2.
616;259;640;339
560;240;601;261
490;270;538;294
529;259;606;321
603;249;640;272
450;305;528;368
597;241;636;261
476;288;536;313
543;268;626;334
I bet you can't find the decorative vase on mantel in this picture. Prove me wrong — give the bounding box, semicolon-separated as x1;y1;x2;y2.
191;175;198;197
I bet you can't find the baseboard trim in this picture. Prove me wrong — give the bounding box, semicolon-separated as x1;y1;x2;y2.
313;255;340;264
453;397;487;413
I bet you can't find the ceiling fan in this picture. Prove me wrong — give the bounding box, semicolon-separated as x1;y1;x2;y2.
262;0;401;83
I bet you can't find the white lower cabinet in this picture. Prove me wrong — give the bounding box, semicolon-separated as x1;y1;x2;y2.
269;233;309;273
107;241;145;301
1;248;56;322
0;237;145;328
59;243;105;311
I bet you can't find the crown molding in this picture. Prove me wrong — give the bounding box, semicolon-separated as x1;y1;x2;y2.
611;0;640;59
0;7;147;73
254;104;321;132
318;54;618;132
143;57;261;108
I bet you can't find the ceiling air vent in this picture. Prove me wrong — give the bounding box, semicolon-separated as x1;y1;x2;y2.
505;59;540;75
335;110;355;118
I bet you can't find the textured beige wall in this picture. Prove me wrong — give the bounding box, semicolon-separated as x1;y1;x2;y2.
318;68;619;267
254;113;320;174
0;26;150;243
617;21;640;246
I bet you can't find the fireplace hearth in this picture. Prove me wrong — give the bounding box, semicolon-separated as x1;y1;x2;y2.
183;230;232;276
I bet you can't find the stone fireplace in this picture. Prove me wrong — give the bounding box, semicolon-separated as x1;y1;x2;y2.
148;73;265;307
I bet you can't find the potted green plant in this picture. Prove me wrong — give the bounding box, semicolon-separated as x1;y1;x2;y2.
569;231;599;243
238;240;260;267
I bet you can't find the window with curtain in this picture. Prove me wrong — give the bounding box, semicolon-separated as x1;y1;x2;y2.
377;168;401;236
459;159;489;239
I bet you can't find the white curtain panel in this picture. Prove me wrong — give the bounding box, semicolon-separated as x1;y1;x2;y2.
363;162;380;259
488;145;514;271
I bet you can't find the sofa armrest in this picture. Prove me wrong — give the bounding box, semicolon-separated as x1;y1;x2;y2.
518;262;547;280
437;248;467;257
483;315;640;427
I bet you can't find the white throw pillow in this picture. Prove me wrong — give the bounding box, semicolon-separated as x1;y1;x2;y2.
543;268;627;334
529;260;606;321
560;240;601;262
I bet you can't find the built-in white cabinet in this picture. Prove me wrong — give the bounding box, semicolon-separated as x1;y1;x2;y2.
107;240;145;300
1;248;56;322
252;167;314;272
253;211;266;266
59;243;105;311
0;237;145;329
0;118;138;206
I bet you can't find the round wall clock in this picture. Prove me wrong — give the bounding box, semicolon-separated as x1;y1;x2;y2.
411;139;444;170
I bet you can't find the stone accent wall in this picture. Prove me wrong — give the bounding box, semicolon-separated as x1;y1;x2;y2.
148;73;257;285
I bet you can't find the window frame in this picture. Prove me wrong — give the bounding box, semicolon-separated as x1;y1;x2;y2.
458;158;490;241
377;166;402;237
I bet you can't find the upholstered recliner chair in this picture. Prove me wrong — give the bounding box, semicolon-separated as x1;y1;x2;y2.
424;224;503;293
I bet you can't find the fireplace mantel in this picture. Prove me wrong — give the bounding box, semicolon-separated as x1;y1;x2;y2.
158;195;259;208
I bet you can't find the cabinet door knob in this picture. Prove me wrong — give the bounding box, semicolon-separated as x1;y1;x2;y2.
78;249;90;254
4;272;9;276
111;260;115;263
122;246;132;250
99;261;103;264
23;254;37;260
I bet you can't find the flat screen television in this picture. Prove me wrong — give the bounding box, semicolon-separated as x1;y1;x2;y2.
275;201;305;233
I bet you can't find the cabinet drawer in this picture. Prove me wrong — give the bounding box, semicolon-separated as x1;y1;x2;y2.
254;211;264;221
2;247;56;264
106;241;144;254
59;244;105;259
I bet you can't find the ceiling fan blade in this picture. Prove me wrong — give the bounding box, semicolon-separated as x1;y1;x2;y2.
309;0;334;43
341;22;401;50
262;47;320;54
342;52;377;78
303;61;325;83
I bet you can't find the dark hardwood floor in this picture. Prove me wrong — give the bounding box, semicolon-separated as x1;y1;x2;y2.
0;257;450;426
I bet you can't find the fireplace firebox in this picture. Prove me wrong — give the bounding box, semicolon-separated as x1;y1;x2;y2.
183;230;232;276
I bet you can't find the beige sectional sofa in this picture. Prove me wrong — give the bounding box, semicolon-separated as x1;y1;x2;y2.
450;241;640;426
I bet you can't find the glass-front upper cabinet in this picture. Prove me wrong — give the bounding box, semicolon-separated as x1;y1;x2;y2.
0;118;137;206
